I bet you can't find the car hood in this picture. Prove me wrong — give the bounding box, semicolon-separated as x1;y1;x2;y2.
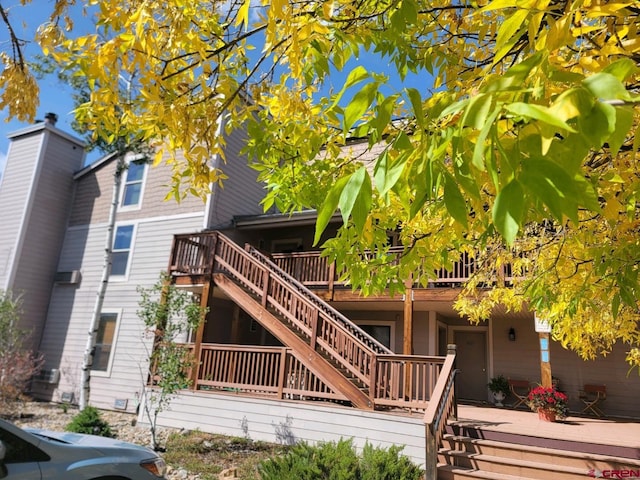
25;428;155;455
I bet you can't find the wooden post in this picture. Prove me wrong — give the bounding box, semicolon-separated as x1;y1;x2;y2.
277;348;288;399
403;278;414;399
539;332;552;388
328;261;335;301
425;423;437;480
190;280;210;389
447;343;458;420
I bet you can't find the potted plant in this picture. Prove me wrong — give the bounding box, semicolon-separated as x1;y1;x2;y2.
526;385;569;421
487;375;510;407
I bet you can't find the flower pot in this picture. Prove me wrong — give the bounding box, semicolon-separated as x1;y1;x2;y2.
537;409;556;422
492;391;506;407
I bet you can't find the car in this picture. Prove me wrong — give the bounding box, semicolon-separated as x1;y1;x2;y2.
0;418;166;479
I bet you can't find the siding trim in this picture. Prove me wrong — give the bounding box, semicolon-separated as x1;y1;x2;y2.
66;211;204;232
4;131;49;290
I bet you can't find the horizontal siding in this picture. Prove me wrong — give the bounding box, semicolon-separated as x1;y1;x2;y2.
70;152;206;227
492;317;640;418
35;213;205;411
13;133;85;351
207;126;264;228
0;133;41;289
149;390;426;467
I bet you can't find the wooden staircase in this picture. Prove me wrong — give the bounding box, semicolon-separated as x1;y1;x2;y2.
438;422;640;479
204;232;396;409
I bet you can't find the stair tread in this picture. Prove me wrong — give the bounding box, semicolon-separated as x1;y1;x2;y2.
441;433;640;464
439;450;589;474
437;463;532;480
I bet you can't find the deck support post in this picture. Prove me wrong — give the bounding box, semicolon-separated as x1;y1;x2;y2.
190;280;210;389
403;277;414;399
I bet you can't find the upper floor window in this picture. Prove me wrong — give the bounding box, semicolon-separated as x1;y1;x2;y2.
120;158;147;209
111;225;134;276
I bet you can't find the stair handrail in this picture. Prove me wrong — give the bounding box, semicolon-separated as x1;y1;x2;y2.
242;241;392;355
423;344;458;480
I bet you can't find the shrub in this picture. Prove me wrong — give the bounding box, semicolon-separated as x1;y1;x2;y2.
0;290;44;417
258;438;422;480
65;406;114;438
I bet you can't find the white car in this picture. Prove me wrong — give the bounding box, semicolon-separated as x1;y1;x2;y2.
0;418;166;479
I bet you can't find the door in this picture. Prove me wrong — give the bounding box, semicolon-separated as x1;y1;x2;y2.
454;330;487;402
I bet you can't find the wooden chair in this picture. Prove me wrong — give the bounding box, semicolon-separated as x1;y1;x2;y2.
579;384;606;417
508;379;531;409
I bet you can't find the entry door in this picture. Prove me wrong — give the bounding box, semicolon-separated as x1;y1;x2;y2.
454;330;487;402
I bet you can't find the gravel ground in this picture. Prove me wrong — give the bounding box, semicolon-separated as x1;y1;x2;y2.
9;401;202;479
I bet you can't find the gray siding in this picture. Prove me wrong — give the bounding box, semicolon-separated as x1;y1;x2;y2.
207;126;265;228
0;127;84;351
34;213;205;411
70;152;205;227
149;391;426;467
0;132;42;290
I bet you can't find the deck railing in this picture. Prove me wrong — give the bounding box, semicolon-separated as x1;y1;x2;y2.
167;232;454;411
192;343;348;402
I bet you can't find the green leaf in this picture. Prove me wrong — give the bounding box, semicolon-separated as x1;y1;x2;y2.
406;88;424;128
329;66;370;110
579;101;615;148
339;167;367;224
462;93;494;130
351;173;372;233
505;102;576;132
583;72;632;101
374;150;408;196
492;180;525;245
314;175;350;245
344;82;377;135
520;158;579;222
608;106;634;157
443;173;468;228
602;58;639;82
484;51;546;93
472;107;500;171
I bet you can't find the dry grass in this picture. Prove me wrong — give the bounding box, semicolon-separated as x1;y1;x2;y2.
163;429;289;480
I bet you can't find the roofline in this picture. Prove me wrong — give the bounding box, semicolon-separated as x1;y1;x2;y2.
8;122;85;148
233;210;341;229
73;151;121;180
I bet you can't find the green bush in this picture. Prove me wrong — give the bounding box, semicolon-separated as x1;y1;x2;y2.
258;438;422;480
65;406;114;438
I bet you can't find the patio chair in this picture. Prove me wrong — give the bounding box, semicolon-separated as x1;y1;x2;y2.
508;379;531;409
579;384;606;417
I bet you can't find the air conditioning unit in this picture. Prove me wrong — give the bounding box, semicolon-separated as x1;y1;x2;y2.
54;270;81;285
36;369;60;384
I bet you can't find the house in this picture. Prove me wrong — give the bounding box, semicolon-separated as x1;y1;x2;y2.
1;117;638;468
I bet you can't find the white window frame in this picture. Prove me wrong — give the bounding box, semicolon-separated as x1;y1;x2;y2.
355;320;396;351
91;309;122;377
110;223;136;280
118;154;148;211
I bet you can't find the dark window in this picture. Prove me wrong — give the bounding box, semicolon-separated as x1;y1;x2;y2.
111;225;134;276
0;426;49;463
92;313;118;371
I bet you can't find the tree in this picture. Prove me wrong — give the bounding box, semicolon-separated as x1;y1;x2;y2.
2;1;640;367
137;274;207;451
0;290;44;416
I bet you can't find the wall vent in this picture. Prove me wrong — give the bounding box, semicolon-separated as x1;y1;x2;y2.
54;270;81;285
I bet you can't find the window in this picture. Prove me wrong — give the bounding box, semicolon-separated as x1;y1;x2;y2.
357;322;394;350
92;313;118;372
120;159;147;208
111;225;134;276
